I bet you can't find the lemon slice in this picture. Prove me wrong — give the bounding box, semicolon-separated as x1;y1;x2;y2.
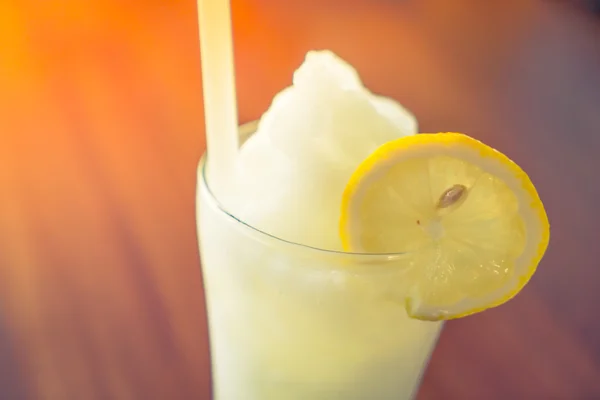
339;133;550;320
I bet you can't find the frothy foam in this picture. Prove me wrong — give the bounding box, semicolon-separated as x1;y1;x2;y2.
220;50;417;250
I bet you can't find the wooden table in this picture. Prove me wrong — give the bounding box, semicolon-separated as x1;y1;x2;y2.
1;0;598;398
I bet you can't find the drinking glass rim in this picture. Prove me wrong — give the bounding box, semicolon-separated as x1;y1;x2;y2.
198;121;412;263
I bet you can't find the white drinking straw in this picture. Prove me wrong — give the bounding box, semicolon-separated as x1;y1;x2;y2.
197;0;239;197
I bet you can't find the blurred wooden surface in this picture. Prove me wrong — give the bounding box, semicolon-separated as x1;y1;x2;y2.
1;0;599;399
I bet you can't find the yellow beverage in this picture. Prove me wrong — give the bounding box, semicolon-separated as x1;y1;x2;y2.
196;51;440;399
197;153;442;399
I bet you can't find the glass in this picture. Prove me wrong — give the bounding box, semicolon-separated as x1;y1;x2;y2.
196;123;443;400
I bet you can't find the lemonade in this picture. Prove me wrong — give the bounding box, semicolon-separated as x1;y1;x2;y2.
198;168;442;399
197;52;442;399
196;51;549;399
